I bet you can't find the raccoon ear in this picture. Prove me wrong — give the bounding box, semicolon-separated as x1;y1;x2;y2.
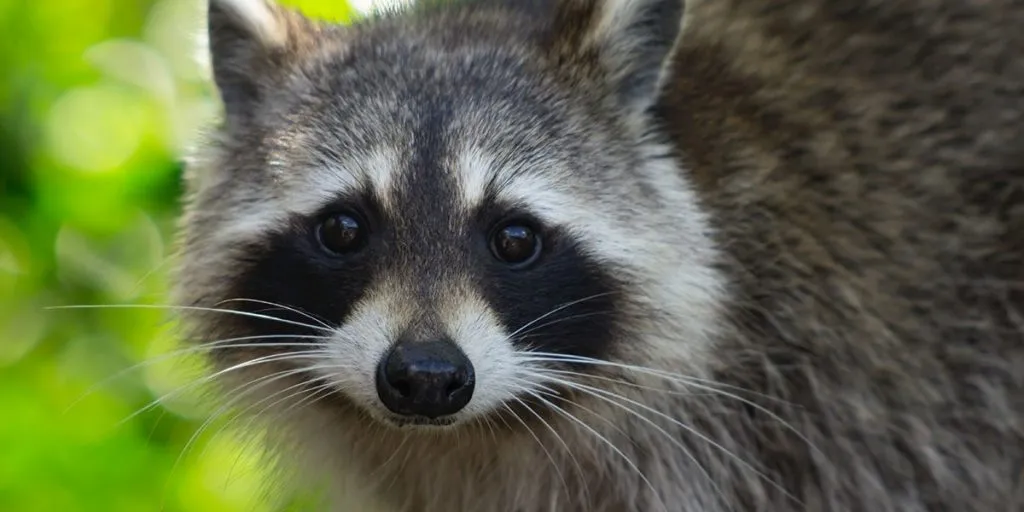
567;0;684;117
207;0;315;123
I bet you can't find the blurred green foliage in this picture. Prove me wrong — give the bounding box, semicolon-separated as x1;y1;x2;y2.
1;1;356;510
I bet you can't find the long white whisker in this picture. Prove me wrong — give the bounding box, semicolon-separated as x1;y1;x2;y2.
480;414;499;445
380;428;417;495
47;304;335;333
513;310;617;340
505;380;591;504
194;363;345;465
512;383;669;512
172;371;314;481
168;367;341;504
520;371;734;510
155;364;328;511
226;370;345;450
507;293;615;339
216;298;333;329
64;335;330;414
514;379;635;444
521;352;789;403
366;432;411;483
502;400;570;500
221;378;343;488
520;352;820;456
540;368;712;398
118;350;331;426
531;371;797;506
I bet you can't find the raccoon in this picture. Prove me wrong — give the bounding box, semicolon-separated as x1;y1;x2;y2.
174;0;1024;510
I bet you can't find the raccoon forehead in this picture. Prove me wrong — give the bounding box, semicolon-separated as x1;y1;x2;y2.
245;56;568;206
262;88;612;220
275;142;608;226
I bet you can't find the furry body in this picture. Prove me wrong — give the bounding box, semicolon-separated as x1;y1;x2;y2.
175;0;1024;510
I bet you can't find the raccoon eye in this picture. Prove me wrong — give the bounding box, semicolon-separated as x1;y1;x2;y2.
490;223;541;266
317;213;365;254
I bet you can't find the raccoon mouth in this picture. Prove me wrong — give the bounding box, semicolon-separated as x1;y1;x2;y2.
314;382;464;429
382;414;460;429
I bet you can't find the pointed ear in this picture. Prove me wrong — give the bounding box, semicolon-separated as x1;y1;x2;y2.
207;0;318;124
562;0;684;117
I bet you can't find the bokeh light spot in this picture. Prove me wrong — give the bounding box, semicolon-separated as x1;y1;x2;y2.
45;85;147;174
0;299;45;367
177;432;276;512
0;216;31;298
53;212;166;301
143;0;208;84
86;40;176;103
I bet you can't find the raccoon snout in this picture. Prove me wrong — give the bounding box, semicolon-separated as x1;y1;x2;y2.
375;340;476;419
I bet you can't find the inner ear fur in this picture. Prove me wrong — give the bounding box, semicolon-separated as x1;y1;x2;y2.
207;0;324;124
552;0;685;116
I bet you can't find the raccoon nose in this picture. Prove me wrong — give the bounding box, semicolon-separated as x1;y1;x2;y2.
376;340;475;419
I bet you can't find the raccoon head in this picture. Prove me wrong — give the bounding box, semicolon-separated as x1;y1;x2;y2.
176;0;722;432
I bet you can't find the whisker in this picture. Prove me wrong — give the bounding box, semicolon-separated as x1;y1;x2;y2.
539;368;713;399
216;298;333;329
64;335;330;414
47;304;335;333
194;363;345;460
175;373;309;474
522;371;738;510
502;399;571;501
507;293;616;339
512;382;670;512
513;378;635;443
221;377;343;488
512;310;617;340
479;414;499;445
520;352;820;456
366;432;411;483
509;379;657;506
380;427;417;496
117;350;331;426
505;379;591;504
154;364;327;511
530;371;796;506
521;352;790;404
226;371;344;448
166;366;340;505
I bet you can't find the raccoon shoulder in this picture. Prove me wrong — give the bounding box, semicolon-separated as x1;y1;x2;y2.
656;1;1024;509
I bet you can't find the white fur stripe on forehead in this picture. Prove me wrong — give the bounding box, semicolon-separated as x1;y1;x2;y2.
457;142;719;271
210;0;288;47
457;146;494;208
283;148;402;212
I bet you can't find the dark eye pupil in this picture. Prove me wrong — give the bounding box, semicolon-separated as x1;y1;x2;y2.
492;225;538;264
319;214;363;253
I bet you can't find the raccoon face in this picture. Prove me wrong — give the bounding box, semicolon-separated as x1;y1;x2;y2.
176;0;722;429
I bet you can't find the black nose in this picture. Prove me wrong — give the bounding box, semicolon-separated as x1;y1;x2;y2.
376;340;475;419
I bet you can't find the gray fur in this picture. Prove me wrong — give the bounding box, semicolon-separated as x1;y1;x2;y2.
173;0;1024;511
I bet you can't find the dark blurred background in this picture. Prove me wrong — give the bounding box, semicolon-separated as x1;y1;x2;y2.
0;1;362;510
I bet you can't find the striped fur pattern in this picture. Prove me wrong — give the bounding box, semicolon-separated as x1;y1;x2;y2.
174;0;1024;510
